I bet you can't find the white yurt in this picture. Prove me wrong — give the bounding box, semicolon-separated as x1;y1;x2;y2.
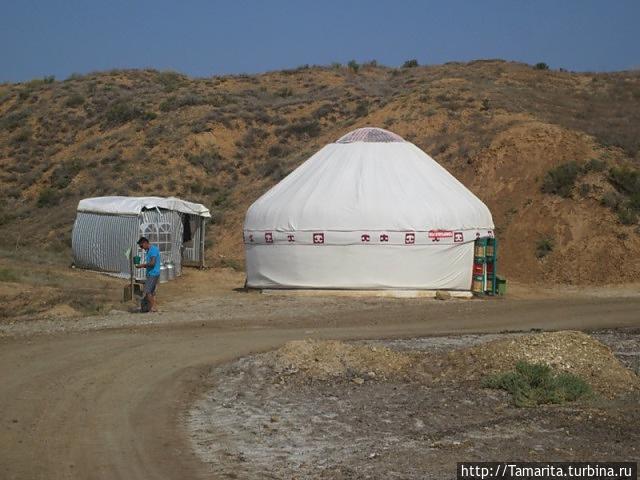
243;127;494;290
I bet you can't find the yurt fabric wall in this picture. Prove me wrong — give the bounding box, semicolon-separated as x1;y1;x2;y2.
243;127;495;290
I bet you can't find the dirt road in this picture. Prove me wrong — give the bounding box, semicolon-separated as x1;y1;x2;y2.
1;294;639;480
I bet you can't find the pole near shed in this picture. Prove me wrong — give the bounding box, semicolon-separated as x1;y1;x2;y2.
200;217;206;268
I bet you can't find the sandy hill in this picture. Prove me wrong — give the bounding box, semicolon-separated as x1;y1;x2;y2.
1;60;639;285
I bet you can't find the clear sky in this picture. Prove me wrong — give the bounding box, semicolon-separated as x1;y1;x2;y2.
1;0;638;83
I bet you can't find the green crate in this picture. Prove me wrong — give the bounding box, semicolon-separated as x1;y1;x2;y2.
496;275;507;295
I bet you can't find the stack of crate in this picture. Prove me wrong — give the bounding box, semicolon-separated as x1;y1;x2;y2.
472;237;500;296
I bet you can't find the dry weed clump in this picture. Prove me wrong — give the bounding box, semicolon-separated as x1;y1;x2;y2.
446;330;639;396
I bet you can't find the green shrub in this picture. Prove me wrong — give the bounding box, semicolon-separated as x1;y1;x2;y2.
0;109;31;131
159;94;204;112
156;70;186;92
104;101;156;126
617;206;638;225
276;87;293;98
483;361;591;407
258;158;286;180
584;157;606;173
608;166;640;199
312;103;333;119
220;257;243;271
600;191;622;209
65;93;85;108
51;159;82;189
607;166;640;224
347;60;360;73
268;143;291;158
534;62;549;70
276;118;320;139
354;101;369;117
578;183;591;197
236;127;268;149
402;59;419;68
36;188;61;207
541;161;581;197
10;128;31;145
186;150;223;174
535;237;554;259
0;267;19;282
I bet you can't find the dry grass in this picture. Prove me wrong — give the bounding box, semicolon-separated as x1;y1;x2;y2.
0;61;639;284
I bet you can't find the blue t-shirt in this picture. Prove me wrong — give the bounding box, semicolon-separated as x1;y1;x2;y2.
145;245;161;277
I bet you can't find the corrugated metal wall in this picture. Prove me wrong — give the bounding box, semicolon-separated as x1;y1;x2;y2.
72;209;192;279
72;212;139;278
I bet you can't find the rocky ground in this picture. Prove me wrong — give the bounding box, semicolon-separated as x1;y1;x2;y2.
188;330;640;480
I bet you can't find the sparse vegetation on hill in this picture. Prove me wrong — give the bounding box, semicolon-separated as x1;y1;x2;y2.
0;60;639;285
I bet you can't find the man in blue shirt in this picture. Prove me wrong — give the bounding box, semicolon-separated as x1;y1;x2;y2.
136;237;161;313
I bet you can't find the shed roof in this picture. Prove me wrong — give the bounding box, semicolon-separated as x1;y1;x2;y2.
77;196;211;217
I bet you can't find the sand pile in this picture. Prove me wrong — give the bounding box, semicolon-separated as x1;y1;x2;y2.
273;339;414;381
446;331;639;396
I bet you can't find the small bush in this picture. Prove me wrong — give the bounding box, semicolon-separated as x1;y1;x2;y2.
578;183;591;197
534;62;549;70
312;103;333;119
608;166;640;199
258;158;286;180
0;109;31;131
51;159;82;189
607;166;640;224
541;161;581;197
36;188;61;207
10;128;31;145
347;60;360;73
186;150;223;174
65;93;85;108
535;237;554;259
277;118;320;139
156;71;186;92
104;101;156;126
236;127;268;149
268;143;291;158
220;257;243;271
0;267;19;282
159;94;204;112
354;101;369;117
617;206;638;225
584;157;606;173
600;191;622;210
276;87;293;98
402;59;419;68
483;361;591;407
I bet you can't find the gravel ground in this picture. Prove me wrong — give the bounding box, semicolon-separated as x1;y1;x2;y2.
188;330;640;480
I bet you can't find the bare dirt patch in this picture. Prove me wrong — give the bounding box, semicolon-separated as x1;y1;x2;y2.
188;330;640;479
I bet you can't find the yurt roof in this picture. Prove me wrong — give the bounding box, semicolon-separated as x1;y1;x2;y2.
77;196;211;217
244;127;493;232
